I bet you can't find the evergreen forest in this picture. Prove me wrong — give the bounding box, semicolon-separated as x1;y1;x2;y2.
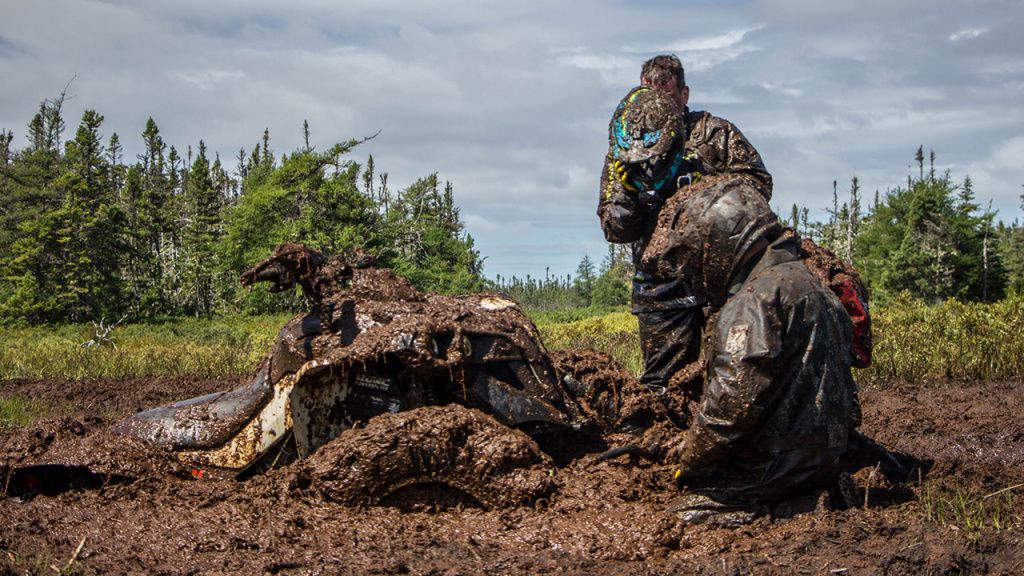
2;93;1023;326
499;147;1024;310
0;93;484;324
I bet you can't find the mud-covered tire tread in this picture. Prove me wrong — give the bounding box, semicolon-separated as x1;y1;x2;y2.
549;349;645;432
298;404;555;509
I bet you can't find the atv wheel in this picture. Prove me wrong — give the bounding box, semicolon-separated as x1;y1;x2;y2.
549;348;644;432
295;404;555;510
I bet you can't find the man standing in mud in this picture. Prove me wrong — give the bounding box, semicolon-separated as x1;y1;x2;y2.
639;55;772;196
598;54;773;396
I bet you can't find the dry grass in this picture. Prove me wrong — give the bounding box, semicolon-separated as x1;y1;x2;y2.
1;297;1022;385
0;315;287;380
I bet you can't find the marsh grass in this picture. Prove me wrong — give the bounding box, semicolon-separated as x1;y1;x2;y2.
0;297;1022;384
861;296;1024;386
919;483;1022;531
527;305;630;325
535;311;643;374
0;315;289;380
0;394;48;427
537;297;1024;386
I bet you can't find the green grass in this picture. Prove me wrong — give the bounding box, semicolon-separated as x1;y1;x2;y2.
526;304;630;325
535;296;1024;387
0;314;289;380
859;296;1024;386
919;482;1022;531
0;394;48;427
534;310;643;374
1;297;1022;384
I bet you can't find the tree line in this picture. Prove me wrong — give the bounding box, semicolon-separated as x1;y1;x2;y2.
796;147;1024;303
491;245;631;311
500;147;1024;308
3;90;1020;324
0;92;484;324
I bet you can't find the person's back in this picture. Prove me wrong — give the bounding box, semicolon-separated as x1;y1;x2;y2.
685;234;857;505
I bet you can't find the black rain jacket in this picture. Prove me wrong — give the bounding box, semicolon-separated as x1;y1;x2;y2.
677;233;860;505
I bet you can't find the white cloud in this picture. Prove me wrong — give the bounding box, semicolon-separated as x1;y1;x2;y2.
625;26;765;73
758;82;804;97
949;28;988;42
555;51;635;85
463;214;500;233
1;0;1022;280
169;69;246;91
664;26;764;53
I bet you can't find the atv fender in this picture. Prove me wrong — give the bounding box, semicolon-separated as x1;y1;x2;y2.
113;362;276;450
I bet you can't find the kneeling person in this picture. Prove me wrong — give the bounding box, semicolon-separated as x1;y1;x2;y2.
670;177;860;524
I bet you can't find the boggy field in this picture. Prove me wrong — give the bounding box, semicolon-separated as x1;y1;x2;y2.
1;374;1022;575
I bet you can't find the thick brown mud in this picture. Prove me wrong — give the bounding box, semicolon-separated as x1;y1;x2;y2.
291;404;556;509
2;377;1023;574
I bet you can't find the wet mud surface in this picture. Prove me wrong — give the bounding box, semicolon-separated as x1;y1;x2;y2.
2;376;1023;574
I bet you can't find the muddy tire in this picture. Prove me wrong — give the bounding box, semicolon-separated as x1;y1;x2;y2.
295;404;556;510
549;349;644;432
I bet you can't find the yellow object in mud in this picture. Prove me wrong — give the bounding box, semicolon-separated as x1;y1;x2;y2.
606;156;637;195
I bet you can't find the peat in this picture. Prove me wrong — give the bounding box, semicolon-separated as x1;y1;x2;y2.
2;376;1023;574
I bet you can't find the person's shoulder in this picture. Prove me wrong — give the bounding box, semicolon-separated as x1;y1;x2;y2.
684;110;744;145
686;109;736;128
689;173;770;211
752;257;842;312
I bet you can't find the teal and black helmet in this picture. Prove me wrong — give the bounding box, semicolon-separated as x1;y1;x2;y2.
608;86;685;192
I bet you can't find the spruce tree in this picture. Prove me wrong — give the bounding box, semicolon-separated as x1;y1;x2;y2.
180;141;222;316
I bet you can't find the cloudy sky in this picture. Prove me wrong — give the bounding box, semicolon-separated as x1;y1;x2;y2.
2;0;1022;281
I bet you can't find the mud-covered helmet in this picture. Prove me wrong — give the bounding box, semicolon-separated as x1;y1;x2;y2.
608;86;685;192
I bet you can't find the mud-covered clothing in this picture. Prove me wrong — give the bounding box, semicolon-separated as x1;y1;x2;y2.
598;110;772;389
676;234;860;506
637;306;702;392
681;110;772;197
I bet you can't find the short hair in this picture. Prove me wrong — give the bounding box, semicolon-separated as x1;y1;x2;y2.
641;54;685;89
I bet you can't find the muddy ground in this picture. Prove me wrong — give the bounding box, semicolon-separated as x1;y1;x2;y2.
1;375;1022;575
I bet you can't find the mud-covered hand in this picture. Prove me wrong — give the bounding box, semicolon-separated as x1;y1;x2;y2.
608;157;639;194
671;433;700;486
671;421;734;487
598;154;646;243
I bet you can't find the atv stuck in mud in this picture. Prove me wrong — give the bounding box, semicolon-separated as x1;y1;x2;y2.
6;243;644;509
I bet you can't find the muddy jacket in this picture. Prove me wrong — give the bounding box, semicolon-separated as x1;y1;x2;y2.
598;110;772;312
676;235;860;505
682;110;772;197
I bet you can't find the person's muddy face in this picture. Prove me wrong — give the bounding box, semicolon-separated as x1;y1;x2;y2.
652;79;689;110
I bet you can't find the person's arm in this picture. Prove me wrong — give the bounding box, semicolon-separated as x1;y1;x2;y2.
597;152;647;243
675;295;781;477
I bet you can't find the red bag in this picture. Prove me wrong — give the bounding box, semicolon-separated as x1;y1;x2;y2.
790;232;873;368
